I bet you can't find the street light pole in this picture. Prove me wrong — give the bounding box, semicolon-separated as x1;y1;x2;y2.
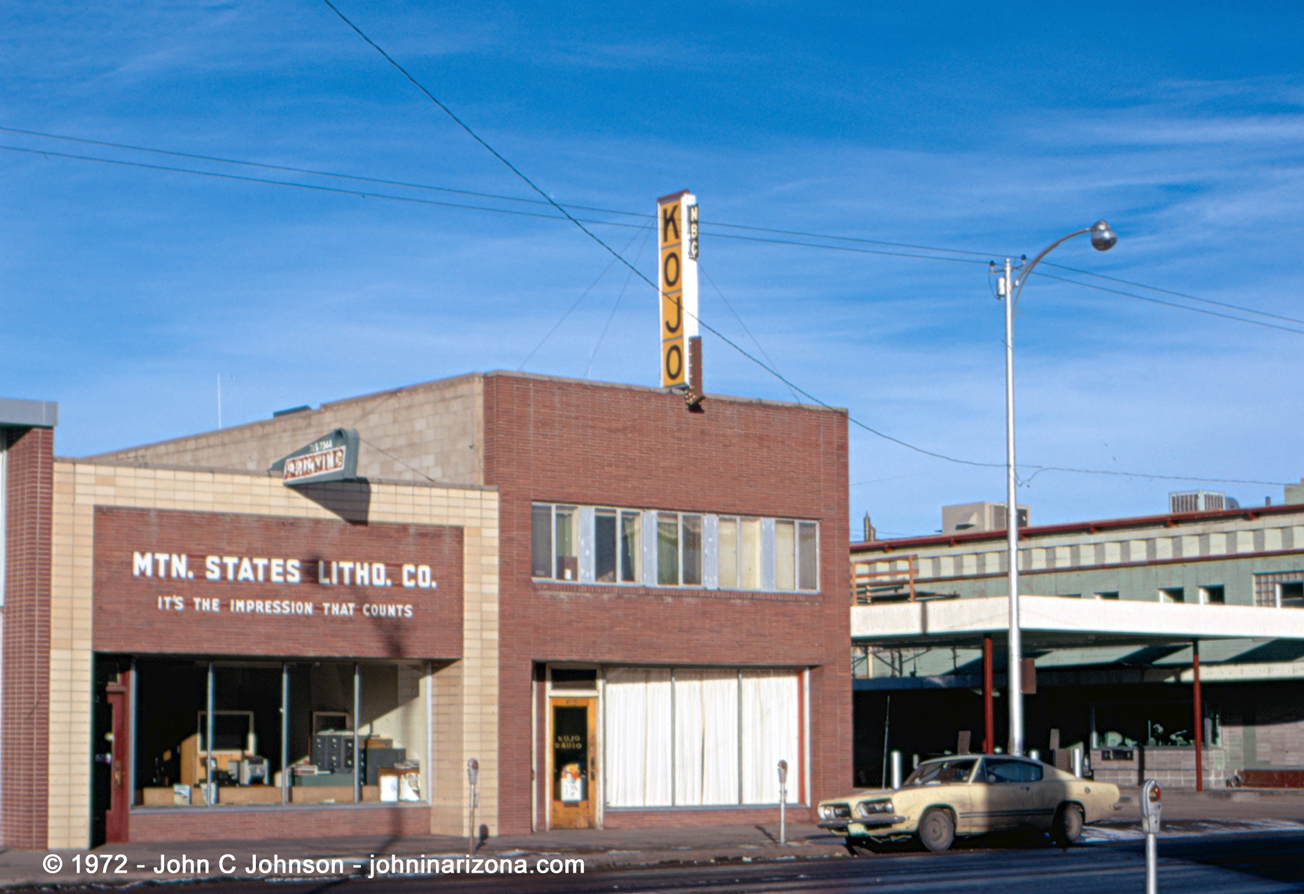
998;221;1117;756
1003;256;1023;756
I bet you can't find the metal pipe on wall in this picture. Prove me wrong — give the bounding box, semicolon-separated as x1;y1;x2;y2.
353;663;361;804
128;659;138;807
281;663;289;805
983;635;994;753
1193;641;1203;793
205;662;214;807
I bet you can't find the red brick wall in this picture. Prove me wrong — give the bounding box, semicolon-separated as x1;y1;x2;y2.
93;507;464;660
128;805;431;843
2;427;54;849
482;375;850;833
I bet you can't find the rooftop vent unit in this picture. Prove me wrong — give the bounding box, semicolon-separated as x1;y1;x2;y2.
1169;490;1238;513
942;502;1029;534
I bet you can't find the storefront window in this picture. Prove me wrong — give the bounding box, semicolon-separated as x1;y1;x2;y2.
133;658;427;809
604;667;801;808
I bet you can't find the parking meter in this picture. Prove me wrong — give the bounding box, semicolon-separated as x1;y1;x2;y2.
1141;779;1161;894
467;759;480;856
1141;779;1162;834
777;760;789;845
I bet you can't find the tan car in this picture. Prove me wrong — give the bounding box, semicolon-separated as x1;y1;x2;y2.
817;755;1120;852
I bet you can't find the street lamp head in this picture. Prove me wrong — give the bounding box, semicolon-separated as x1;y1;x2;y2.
1090;220;1117;252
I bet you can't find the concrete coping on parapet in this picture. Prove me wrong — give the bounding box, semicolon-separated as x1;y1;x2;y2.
0;397;58;428
479;370;848;415
51;456;498;493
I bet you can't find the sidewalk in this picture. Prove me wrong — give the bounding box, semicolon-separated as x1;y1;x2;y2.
3;788;1303;889
0;823;846;889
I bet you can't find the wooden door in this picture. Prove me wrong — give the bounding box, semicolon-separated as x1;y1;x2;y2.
549;698;596;829
105;681;130;842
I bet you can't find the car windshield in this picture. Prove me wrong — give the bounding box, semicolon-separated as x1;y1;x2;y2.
903;759;977;787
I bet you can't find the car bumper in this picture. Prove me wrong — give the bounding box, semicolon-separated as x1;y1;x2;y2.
847;816;908;834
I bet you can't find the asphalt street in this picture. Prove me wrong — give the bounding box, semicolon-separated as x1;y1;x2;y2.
16;831;1304;894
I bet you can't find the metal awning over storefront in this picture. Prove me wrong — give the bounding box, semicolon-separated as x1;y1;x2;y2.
851;595;1304;649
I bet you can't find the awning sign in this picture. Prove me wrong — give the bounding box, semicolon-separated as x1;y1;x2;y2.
270;428;360;485
658;190;699;388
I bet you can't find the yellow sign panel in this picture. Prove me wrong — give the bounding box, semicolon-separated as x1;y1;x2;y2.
658;191;698;387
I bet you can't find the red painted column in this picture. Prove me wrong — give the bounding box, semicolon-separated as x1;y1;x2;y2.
983;635;995;754
1193;640;1203;792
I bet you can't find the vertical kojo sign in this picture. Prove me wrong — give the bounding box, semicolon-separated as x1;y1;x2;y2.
658;190;699;388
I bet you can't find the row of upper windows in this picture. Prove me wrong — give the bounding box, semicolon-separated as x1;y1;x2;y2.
531;503;819;592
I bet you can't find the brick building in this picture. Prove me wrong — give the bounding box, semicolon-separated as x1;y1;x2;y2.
1;373;850;848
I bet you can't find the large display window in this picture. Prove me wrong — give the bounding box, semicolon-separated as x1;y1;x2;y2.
132;657;429;809
602;667;803;809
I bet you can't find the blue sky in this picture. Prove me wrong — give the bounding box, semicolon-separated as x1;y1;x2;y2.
4;1;1304;537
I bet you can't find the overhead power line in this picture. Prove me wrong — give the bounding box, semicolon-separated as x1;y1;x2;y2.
1035;272;1304;336
9;125;1300;337
309;1;1023;473
3;12;1283;489
1044;261;1304;328
0;124;999;260
2;147;1294;484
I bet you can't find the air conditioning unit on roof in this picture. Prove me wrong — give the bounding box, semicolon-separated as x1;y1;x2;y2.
1169;490;1238;513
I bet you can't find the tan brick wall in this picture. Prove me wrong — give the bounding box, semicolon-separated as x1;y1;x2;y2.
89;375;485;487
47;461;498;848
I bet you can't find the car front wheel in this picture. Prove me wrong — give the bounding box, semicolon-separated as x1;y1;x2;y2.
918;807;955;853
1050;803;1083;846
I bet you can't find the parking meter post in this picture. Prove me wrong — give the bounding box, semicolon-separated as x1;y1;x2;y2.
1141;779;1161;894
1072;746;1083;778
777;760;788;845
890;750;902;790
467;759;479;856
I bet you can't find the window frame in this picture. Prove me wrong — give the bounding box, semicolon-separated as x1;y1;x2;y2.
530;503;819;593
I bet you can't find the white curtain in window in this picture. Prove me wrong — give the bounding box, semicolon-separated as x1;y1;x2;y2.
740;670;800;804
604;668;672;807
673;669;739;805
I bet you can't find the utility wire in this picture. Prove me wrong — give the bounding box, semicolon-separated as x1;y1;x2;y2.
18;7;1283;488
9;126;1302;335
0;143;621;225
699;265;802;404
1045;261;1304;328
586;226;654;379
0;125;570;213
1035;272;1304;336
517;225;649;371
4;146;1293;482
318;0;649;286
0;125;999;259
311;1;1015;471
